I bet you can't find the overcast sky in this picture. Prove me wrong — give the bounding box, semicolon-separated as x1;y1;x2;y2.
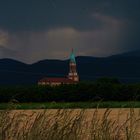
0;0;139;63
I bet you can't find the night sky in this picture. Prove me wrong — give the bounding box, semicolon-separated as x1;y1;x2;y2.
0;0;139;63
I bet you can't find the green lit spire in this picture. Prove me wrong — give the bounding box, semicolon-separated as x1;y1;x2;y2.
70;48;76;63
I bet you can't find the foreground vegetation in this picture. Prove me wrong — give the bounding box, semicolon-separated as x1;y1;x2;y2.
1;101;140;109
0;107;140;140
0;78;140;103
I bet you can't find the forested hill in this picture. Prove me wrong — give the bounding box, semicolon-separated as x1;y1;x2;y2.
0;50;140;85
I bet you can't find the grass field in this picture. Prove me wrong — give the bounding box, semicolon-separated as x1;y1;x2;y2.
1;101;140;139
0;101;140;109
1;108;140;140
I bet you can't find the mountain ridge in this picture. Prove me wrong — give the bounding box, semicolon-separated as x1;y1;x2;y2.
0;50;140;85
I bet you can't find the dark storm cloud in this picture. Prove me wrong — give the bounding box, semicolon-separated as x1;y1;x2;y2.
97;0;140;51
0;0;139;31
0;0;139;63
0;0;99;31
0;0;135;31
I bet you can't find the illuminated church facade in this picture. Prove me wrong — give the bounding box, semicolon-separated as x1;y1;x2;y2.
38;50;79;86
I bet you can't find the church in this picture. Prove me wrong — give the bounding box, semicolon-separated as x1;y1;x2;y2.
38;50;79;86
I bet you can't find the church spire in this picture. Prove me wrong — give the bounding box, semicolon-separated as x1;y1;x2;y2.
70;48;76;64
68;49;79;82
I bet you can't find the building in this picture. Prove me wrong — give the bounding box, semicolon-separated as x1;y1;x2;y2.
68;49;79;82
38;49;79;86
38;77;75;86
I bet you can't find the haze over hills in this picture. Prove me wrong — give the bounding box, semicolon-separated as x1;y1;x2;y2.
0;50;140;85
110;49;140;57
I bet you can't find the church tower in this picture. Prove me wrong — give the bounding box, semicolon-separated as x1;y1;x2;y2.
68;49;79;82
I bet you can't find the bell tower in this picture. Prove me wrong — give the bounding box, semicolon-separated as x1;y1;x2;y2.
68;49;79;82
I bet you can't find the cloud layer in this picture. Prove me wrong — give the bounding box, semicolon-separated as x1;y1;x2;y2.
0;0;139;63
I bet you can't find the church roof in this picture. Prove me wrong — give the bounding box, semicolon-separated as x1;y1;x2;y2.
39;77;75;83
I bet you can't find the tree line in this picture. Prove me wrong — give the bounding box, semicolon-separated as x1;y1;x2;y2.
0;78;140;102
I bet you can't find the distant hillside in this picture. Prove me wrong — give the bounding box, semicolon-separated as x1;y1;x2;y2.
110;50;140;57
0;50;140;85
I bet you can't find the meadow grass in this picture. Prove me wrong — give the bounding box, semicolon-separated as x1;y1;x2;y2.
0;101;140;109
0;103;140;140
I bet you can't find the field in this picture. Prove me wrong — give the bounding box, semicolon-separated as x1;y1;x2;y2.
0;101;140;109
1;81;140;140
0;108;140;140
